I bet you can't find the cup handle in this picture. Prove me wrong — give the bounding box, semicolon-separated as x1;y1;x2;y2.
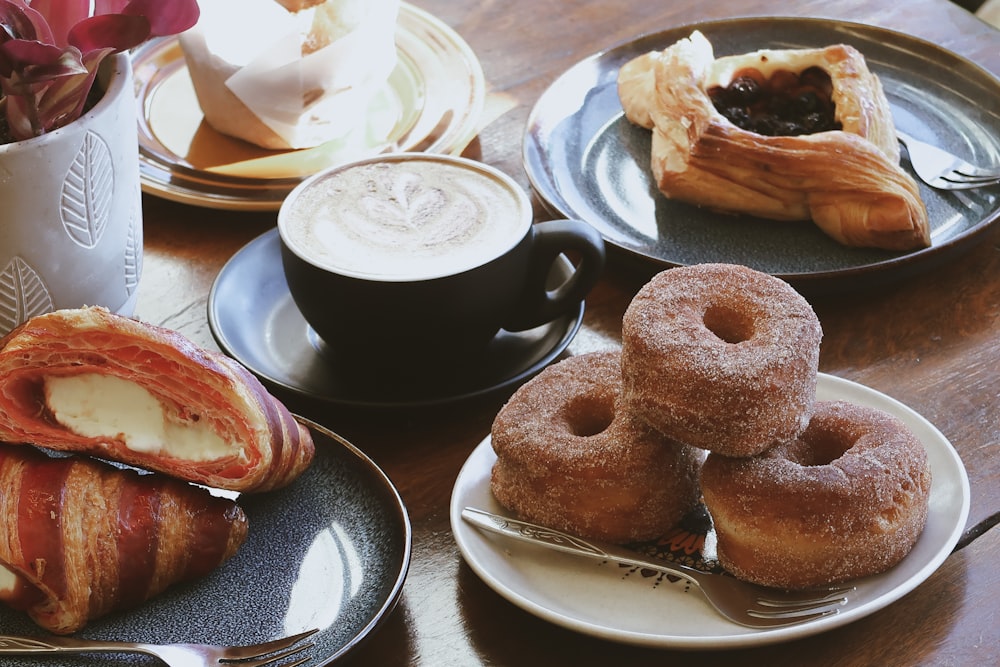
503;219;606;331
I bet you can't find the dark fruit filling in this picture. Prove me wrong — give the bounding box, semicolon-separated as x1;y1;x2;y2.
708;66;842;136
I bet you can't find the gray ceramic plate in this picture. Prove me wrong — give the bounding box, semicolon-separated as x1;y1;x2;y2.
0;418;411;665
207;229;584;409
523;17;1000;292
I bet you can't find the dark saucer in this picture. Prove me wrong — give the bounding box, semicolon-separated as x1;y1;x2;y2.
207;229;585;409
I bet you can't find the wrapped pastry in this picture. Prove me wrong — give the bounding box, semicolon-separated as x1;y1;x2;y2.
617;31;930;251
0;444;247;634
179;0;400;149
0;307;314;493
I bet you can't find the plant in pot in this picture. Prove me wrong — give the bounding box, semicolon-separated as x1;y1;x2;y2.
0;0;199;336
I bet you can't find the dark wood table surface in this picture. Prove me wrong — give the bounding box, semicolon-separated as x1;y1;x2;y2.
136;1;1000;664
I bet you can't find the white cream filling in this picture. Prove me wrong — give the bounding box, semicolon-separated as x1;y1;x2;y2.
0;563;18;597
43;374;234;462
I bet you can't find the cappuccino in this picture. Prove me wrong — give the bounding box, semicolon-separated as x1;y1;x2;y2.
280;155;529;281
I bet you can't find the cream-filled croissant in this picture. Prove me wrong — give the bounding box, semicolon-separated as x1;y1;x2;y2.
0;307;314;493
617;31;930;251
0;444;247;634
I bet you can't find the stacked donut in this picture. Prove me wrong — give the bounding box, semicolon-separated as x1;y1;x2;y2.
491;263;932;590
491;351;704;543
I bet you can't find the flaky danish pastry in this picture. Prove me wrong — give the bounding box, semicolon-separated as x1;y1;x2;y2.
0;307;314;493
0;444;247;634
617;31;930;251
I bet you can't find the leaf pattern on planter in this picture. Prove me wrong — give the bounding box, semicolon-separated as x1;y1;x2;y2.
0;257;54;335
61;130;114;249
125;187;143;296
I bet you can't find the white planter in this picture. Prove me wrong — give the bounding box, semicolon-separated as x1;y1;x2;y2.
0;52;142;337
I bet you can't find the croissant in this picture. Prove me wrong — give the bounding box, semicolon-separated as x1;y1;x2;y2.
0;307;314;493
617;30;930;251
0;444;247;634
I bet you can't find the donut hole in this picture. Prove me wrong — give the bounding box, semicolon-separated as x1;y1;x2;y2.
563;394;615;437
790;430;853;466
703;304;755;344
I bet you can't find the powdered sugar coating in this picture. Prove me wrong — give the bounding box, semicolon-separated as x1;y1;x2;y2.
701;400;932;589
621;263;822;456
490;351;704;544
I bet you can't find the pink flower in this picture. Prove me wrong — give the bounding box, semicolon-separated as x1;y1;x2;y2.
0;0;199;142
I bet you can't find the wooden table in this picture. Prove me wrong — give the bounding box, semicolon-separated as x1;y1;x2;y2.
137;1;1000;664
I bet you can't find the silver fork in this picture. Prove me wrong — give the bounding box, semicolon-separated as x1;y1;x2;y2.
897;130;1000;190
0;628;318;666
462;507;853;629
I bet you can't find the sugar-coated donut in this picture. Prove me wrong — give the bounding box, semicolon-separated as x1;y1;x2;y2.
621;263;822;456
490;351;704;543
701;401;932;589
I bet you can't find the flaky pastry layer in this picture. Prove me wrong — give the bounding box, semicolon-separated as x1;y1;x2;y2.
0;308;314;493
618;31;930;251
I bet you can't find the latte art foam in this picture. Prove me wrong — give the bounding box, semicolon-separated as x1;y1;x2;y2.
281;158;528;280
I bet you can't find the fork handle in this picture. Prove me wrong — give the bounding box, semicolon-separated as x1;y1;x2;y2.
0;634;151;656
461;507;709;588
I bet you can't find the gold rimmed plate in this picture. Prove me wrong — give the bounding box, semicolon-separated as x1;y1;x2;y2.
133;3;485;210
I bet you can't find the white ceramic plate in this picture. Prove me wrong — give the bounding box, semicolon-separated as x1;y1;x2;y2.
450;373;970;649
133;3;485;210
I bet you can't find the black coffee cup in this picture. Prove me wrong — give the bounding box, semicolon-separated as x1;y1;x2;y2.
278;154;605;379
